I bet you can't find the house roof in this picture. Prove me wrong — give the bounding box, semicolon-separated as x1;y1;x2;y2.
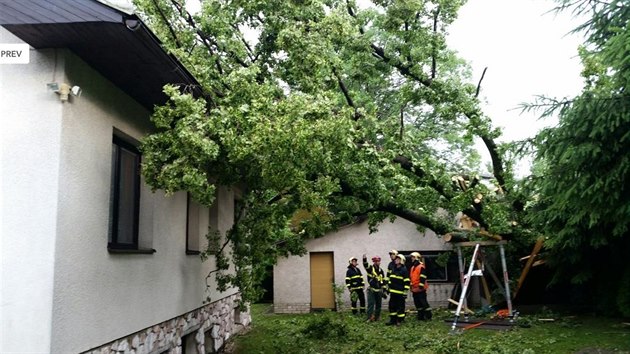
0;0;202;110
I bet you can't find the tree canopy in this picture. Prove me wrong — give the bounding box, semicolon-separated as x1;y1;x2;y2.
135;0;530;303
525;0;630;316
131;0;630;312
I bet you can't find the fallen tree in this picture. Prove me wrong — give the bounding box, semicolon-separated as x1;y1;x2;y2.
136;0;536;304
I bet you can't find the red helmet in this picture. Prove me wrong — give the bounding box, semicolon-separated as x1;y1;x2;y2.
371;256;381;262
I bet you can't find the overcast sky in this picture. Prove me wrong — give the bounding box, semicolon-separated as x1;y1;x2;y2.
448;0;584;140
448;0;585;173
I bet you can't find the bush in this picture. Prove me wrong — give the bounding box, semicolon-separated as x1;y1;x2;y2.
301;312;349;340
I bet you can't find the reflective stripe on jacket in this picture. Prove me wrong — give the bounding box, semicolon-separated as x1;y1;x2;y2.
346;265;364;290
387;265;410;295
363;257;385;291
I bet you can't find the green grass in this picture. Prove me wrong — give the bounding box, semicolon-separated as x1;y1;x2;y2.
231;304;630;354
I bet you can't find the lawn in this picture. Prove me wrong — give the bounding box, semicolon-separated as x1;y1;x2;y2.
230;304;630;354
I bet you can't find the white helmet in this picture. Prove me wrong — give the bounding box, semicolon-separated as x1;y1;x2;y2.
348;256;358;263
411;252;421;259
397;254;406;263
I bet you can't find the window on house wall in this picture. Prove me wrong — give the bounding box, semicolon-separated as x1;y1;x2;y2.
399;251;458;282
186;193;201;254
108;133;141;250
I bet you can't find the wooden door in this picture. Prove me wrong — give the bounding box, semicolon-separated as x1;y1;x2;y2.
310;252;335;309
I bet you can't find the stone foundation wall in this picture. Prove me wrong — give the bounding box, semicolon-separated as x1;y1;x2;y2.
273;303;311;314
83;293;250;354
426;283;454;308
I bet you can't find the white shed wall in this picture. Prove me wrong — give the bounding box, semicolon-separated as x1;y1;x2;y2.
274;218;453;313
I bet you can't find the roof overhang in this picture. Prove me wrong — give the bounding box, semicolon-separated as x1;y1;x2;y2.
0;0;202;110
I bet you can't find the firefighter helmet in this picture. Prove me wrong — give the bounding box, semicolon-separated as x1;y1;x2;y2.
410;252;422;259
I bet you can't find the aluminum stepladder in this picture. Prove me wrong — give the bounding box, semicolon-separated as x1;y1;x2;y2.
450;240;514;332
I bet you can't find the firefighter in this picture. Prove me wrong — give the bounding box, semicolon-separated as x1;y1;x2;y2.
409;252;432;320
386;254;410;326
362;254;387;322
386;249;398;279
345;256;366;314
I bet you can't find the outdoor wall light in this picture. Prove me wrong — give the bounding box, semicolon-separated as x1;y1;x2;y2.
47;82;82;102
123;17;141;31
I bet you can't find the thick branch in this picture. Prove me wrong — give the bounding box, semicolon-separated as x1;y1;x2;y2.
370;44;433;87
346;1;364;34
393;155;453;200
168;0;249;69
378;203;451;235
151;0;182;48
431;7;440;79
347;1;433;88
230;23;257;62
481;135;507;190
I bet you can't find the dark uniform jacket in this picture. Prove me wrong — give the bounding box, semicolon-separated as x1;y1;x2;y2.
387;260;396;278
363;257;386;291
387;265;410;295
345;265;364;291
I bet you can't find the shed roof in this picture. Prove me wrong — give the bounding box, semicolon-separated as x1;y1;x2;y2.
0;0;202;109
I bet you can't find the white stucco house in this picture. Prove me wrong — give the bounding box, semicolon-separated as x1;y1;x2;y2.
273;218;458;314
1;1;248;353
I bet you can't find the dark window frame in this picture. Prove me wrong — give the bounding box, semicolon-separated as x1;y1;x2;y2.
108;133;141;251
186;193;201;255
399;250;458;283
